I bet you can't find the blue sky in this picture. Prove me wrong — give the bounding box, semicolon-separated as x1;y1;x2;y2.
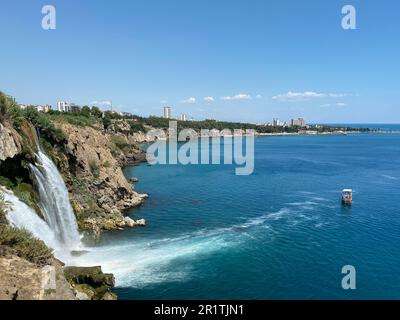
0;0;399;123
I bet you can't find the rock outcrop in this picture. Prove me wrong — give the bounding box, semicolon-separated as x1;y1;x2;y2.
124;216;146;227
0;254;77;300
64;266;117;300
0;123;23;161
52;122;147;237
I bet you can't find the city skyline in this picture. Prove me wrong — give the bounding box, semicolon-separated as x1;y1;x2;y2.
1;0;400;123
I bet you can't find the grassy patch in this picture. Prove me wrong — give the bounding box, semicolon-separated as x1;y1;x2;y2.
0;191;52;266
0;176;14;189
18;107;66;146
47;112;98;127
102;161;111;168
0;225;53;266
89;160;100;178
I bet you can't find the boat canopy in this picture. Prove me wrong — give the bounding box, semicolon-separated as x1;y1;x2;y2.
342;189;353;193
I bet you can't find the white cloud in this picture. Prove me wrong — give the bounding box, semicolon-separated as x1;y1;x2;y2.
180;97;196;104
221;93;252;101
320;102;347;108
204;96;215;102
256;94;262;99
272;91;353;101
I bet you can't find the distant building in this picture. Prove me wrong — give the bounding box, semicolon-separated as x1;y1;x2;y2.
273;118;285;127
70;103;81;113
164;106;172;119
180;114;187;121
6;95;16;103
118;111;133;118
291;118;306;127
18;104;28;110
57;101;70;112
36;105;51;113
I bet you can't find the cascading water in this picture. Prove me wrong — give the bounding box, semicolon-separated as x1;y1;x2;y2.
3;189;60;251
28;148;81;251
2;129;81;261
2;188;73;262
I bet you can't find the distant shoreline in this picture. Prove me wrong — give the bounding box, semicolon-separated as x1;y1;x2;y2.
255;130;400;137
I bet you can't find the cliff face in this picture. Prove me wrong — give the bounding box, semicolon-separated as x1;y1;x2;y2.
0;254;76;300
53;122;148;236
0;118;149;299
0;123;23;161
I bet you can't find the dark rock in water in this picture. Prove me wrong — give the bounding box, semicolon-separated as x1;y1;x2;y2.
129;177;139;183
64;266;116;300
70;250;90;257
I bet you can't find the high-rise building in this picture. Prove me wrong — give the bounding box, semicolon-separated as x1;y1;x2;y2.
57;101;70;112
180;114;187;121
291;118;306;127
273;118;285;127
164;106;172;119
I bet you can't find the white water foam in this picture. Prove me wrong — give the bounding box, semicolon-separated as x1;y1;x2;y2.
69;209;290;288
2;188;72;261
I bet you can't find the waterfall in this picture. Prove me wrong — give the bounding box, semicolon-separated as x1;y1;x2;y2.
2;189;72;261
1;131;82;261
29;149;81;251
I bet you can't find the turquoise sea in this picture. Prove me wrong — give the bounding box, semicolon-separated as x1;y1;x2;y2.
90;130;400;299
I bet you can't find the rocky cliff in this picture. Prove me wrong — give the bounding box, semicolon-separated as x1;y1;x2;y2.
0;115;151;300
0;122;23;161
52;122;148;237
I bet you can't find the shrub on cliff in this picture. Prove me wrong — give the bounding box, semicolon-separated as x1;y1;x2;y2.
129;121;145;133
21;107;67;145
0;191;52;265
0;193;8;224
0;91;20;126
0;225;53;266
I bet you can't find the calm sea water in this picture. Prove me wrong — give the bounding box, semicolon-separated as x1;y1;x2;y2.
81;130;400;299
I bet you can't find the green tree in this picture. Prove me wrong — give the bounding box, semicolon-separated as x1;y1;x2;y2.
81;105;91;117
91;106;103;118
102;117;111;130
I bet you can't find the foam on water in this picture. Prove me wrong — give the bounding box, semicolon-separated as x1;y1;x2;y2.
69;207;301;288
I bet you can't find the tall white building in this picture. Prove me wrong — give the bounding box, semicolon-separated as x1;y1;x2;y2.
57;101;70;112
180;114;187;121
164;106;172;119
273;118;285;127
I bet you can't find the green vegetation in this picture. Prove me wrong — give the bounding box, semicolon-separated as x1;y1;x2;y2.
0;192;8;224
12;182;36;210
109;135;139;158
89;160;100;178
0;91;23;128
0;225;53;266
102;161;111;168
0;176;14;189
18;107;66;145
47;110;98;127
142;116;371;134
129;121;146;133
